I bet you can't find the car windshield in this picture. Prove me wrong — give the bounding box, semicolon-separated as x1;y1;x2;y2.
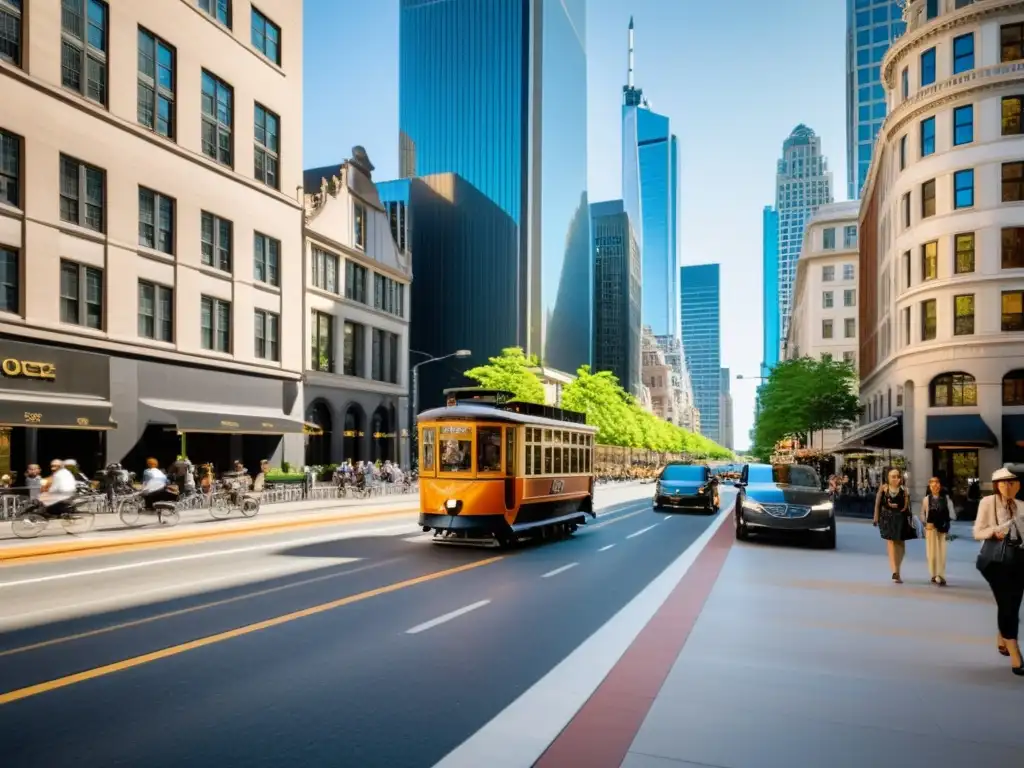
661;465;706;482
770;464;820;488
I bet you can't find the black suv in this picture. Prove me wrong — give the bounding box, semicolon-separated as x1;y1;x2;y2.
732;463;835;548
653;463;717;514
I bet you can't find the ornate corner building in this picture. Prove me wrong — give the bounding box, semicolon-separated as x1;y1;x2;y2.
858;0;1024;501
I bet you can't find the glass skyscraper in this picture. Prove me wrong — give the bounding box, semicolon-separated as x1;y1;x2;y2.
761;205;780;378
846;0;906;199
622;18;679;340
398;0;590;374
680;264;721;444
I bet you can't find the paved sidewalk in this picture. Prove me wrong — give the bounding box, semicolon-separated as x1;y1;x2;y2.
621;519;1023;768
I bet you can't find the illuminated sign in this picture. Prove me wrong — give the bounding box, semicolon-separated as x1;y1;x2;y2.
373;431;396;439
440;426;470;435
343;430;366;437
221;420;240;428
2;359;56;381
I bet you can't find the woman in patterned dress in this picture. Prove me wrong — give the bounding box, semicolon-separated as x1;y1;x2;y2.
873;467;912;583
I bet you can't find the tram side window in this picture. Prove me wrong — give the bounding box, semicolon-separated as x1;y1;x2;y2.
543;429;554;473
585;434;592;472
505;427;515;474
553;430;563;473
477;427;502;472
440;432;471;472
421;428;436;471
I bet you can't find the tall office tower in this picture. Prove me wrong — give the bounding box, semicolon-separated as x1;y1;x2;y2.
680;264;722;444
719;368;734;451
591;201;643;397
398;0;590;375
622;17;679;339
775;125;834;353
762;205;780;378
846;0;906;200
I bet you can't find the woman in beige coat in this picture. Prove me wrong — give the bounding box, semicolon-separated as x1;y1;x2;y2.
973;467;1024;675
919;476;956;586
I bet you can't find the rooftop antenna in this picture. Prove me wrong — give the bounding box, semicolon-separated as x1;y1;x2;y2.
627;16;634;88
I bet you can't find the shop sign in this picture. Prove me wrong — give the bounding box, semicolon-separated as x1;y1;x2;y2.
373;431;396;439
2;359;56;381
343;429;365;437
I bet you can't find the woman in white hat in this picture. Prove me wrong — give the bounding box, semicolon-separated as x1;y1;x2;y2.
974;466;1024;674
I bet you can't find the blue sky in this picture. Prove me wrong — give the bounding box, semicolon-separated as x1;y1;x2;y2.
303;0;849;451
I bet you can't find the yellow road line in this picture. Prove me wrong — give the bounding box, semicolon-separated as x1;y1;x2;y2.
0;505;418;567
0;555;503;706
0;558;401;659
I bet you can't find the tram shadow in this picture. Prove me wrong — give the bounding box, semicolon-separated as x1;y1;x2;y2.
274;532;504;566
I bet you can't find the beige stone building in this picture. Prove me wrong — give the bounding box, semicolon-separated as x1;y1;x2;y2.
0;0;306;476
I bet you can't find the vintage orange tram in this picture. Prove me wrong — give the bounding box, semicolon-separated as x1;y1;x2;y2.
417;388;597;546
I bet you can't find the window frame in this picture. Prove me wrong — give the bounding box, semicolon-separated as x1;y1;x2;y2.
0;243;18;314
955;232;975;274
60;0;109;107
311;309;334;372
1003;161;1024;202
137;27;176;139
1001;23;1024;63
1003;96;1023;136
311;246;339;293
844;317;856;339
200;295;231;353
953;168;974;209
0;127;21;208
250;6;280;65
919;47;936;87
345;259;368;303
1003;290;1024;332
59;154;105;232
201;210;232;272
822;319;833;339
953;104;974;146
921;178;936;217
253;308;279;362
137;279;173;342
200;69;233;167
822;290;833;309
922;240;938;281
921;299;937;341
253;232;280;286
930;373;978;407
343;319;364;377
60;258;103;329
198;0;231;28
952;32;975;74
844;288;856;307
253;103;279;189
920;117;935;157
353;202;366;249
138;186;175;254
0;0;22;68
953;293;974;337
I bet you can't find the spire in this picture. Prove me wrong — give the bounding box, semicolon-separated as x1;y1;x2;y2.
623;16;643;106
627;16;634;88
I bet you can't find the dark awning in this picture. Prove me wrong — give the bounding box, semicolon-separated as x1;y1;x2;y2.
925;414;998;449
832;414;902;453
141;398;312;435
0;392;116;430
1002;415;1024;459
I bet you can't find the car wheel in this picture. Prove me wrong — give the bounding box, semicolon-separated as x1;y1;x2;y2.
735;512;749;541
822;518;837;549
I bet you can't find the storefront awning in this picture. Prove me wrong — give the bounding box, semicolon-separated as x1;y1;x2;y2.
0;391;116;430
925;414;998;449
140;398;313;435
832;414;902;453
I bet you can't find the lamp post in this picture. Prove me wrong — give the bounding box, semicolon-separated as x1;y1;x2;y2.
409;349;471;463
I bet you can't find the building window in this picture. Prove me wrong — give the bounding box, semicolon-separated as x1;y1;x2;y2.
371;328;399;384
137;29;175;139
931;373;977;407
953;169;974;209
899;135;907;170
822;291;833;309
138;280;172;342
920;47;936;86
843;225;857;248
60;259;102;329
1002;23;1024;62
922;241;938;281
953;294;974;336
902;192;911;227
311;310;333;372
343;320;364;377
200;70;233;166
61;0;108;106
59;155;104;232
921;299;937;341
345;260;367;302
254;309;279;361
925;0;938;19
1003;227;1024;269
844;289;856;307
373;273;406;317
921;179;936;217
843;264;855;280
902;307;911;345
843;351;855;364
138;187;174;254
844;318;856;338
353;203;366;249
250;7;280;65
953;105;973;145
198;0;230;27
253;103;279;189
1004;97;1023;135
1004;370;1024;406
311;246;339;293
955;233;975;273
920;117;935;156
1;0;22;67
822;265;835;281
953;33;974;74
200;296;231;352
1003;162;1024;202
901;67;909;100
822;227;835;249
0;245;17;313
253;232;279;286
822;319;833;339
902;250;911;289
0;128;20;207
1004;290;1024;331
201;211;232;271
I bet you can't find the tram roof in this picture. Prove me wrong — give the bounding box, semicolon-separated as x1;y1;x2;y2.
417;403;599;433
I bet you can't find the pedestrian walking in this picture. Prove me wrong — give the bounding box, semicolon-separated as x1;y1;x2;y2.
920;476;956;586
973;467;1024;675
873;467;915;583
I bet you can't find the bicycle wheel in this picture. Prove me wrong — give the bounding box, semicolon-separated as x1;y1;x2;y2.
118;499;142;527
11;512;48;539
62;510;95;535
240;497;260;518
209;496;232;519
156;504;180;526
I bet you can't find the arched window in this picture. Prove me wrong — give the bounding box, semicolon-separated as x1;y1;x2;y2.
930;372;977;407
1004;370;1024;406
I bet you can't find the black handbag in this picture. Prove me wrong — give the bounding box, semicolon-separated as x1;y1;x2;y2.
977;520;1023;571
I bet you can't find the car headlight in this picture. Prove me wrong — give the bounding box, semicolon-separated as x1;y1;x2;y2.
744;500;766;514
811;501;834;514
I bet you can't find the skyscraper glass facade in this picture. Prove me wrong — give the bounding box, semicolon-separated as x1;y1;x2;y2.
680;264;721;444
846;0;905;199
398;0;590;374
762;205;780;378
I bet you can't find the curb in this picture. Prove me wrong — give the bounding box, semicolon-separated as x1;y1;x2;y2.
0;503;419;563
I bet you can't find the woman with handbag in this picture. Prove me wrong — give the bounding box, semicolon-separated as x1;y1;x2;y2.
974;467;1024;675
920;476;957;586
873;467;915;583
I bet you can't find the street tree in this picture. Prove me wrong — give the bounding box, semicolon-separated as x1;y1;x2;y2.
463;347;546;404
560;366;642;446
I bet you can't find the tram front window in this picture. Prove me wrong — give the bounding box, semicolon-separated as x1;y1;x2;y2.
439;429;472;472
477;427;502;472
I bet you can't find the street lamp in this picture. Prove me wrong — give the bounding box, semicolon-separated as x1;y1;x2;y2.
410;349;472;455
735;374;767;381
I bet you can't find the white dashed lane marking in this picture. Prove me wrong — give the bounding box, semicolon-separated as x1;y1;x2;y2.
405;600;491;634
597;544;615;552
626;524;659;539
541;563;579;579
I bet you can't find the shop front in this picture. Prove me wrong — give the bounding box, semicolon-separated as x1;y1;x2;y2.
0;338;114;479
303;385;408;469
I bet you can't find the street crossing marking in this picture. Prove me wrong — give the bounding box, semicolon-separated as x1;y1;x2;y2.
541;563;579;578
405;600;491;634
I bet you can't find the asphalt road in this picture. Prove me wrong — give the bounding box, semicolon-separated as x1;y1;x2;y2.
0;487;731;768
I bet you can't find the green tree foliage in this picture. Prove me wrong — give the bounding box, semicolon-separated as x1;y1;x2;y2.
463;347;546;404
753;356;861;458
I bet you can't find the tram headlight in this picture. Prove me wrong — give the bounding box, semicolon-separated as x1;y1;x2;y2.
443;499;463;515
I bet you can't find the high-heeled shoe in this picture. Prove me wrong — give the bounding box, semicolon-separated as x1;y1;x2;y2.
998;644;1011;657
1012;664;1024;677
